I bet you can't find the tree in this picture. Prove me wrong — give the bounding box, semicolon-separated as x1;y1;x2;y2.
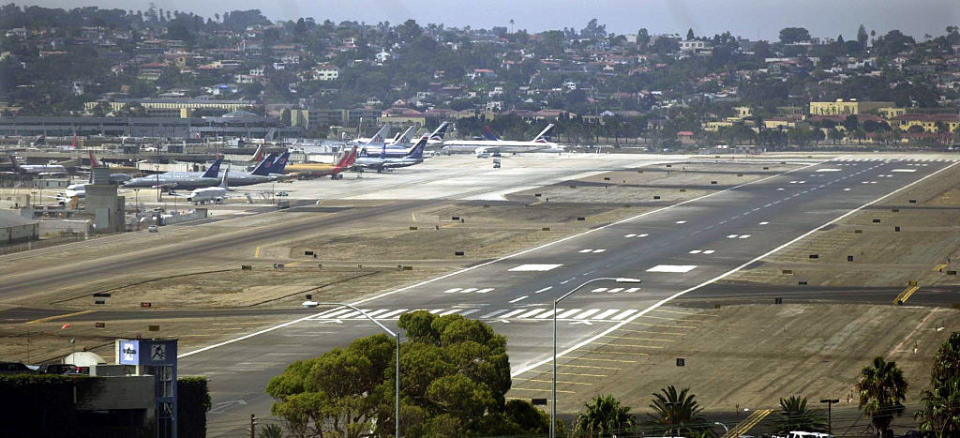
574;394;634;437
646;385;709;437
266;312;547;438
779;27;811;44
686;28;695;40
857;356;908;438
775;396;827;433
916;332;960;437
258;423;283;438
857;24;869;48
636;28;650;48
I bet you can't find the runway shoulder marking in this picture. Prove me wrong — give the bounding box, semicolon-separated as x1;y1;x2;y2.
509;264;562;272
646;264;697;273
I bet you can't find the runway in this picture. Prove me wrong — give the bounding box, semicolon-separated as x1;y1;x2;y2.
175;157;956;436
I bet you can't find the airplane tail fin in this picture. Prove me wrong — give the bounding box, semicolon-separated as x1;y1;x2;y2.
369;123;391;145
201;158;223;178
407;137;428;159
429;122;450;140
250;152;277;176
397;126;416;145
88;151;100;168
336;146;358;168
482;126;499;141
250;145;264;162
220;169;229;189
8;155;21;172
270;152;290;174
532;124;555;143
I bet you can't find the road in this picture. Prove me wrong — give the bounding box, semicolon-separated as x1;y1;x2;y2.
170;156;956;436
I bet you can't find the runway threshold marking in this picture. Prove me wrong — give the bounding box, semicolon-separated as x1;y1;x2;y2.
25;309;96;325
178;160;829;359
508;161;960;378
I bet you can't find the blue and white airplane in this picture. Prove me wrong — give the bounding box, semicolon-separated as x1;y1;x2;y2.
355;136;428;172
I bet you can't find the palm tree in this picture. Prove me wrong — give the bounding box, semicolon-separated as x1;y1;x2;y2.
647;385;709;437
857;356;908;438
574;394;634;437
775;395;827;433
915;332;960;437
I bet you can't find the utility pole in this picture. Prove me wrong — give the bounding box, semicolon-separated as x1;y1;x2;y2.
249;414;255;438
820;399;839;434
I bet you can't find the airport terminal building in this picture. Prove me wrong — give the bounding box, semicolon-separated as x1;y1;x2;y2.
0;114;300;139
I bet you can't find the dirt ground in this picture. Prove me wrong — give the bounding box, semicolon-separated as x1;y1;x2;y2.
507;161;797;205
725;163;960;290
511;303;960;435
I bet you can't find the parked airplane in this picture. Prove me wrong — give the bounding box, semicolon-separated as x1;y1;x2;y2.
7;155;68;176
87;151;136;183
284;146;357;179
385;126;417;146
217;152;287;186
441;124;563;155
355;137;428;172
122;158;223;190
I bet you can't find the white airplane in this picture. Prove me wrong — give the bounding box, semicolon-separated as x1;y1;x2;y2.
441;124;563;155
7;155;68;176
385;125;417;146
184;170;231;205
354;123;392;145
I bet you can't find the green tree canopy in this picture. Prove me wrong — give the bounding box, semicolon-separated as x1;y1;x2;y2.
266;311;547;438
857;356;908;438
646;385;710;437
775;395;826;433
916;332;960;437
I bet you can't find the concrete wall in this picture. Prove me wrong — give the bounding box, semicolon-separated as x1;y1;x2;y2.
38;219;90;235
85;184;125;233
1;223;38;243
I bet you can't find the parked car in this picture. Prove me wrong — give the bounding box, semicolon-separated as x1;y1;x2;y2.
38;364;79;375
0;361;36;374
148;225;158;232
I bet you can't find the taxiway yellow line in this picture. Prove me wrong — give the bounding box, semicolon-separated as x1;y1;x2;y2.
26;309;96;325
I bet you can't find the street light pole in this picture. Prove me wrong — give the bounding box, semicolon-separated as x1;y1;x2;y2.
820;398;839;435
550;277;641;438
317;302;401;437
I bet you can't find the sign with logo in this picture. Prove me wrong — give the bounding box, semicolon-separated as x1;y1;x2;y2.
119;339;140;365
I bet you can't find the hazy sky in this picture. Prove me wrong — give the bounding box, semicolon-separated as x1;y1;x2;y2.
18;0;960;40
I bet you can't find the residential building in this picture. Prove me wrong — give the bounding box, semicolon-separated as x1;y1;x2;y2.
809;99;895;116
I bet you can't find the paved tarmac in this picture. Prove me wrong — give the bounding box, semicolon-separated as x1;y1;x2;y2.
166;156;956;436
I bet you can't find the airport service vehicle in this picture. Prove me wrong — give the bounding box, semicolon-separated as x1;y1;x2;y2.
123;158;223;190
148;225;158;232
441;124;564;155
355;136;428;172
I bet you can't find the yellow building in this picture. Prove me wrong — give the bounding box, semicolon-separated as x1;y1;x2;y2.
893;114;960;133
763;119;796;130
733;106;752;119
703;121;734;132
877;107;906;118
809;99;895;116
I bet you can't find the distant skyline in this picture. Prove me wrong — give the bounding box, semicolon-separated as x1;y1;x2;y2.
15;0;960;41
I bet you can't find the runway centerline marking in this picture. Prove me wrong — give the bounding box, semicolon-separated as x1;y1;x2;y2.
509;296;529;304
646;265;697;273
509;264;562;272
178;160;828;359
509;160;960;378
